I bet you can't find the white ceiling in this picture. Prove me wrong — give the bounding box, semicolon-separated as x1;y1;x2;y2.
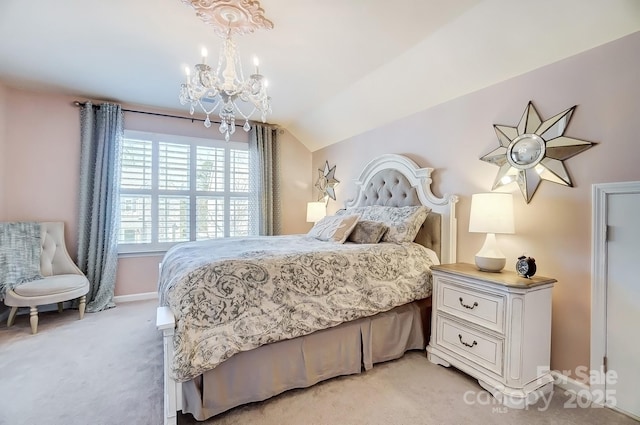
0;0;638;151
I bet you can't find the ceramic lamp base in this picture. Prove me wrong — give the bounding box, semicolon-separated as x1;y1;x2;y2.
474;233;506;272
475;255;506;272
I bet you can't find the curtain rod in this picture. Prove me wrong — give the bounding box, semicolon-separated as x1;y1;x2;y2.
72;101;245;128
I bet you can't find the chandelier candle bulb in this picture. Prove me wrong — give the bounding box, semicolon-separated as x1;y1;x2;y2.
185;66;190;83
253;57;259;74
201;47;208;64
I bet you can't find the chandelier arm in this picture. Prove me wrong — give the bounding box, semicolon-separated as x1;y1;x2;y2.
198;98;222;116
231;100;257;121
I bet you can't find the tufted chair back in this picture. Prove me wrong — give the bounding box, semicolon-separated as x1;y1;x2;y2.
38;222;83;277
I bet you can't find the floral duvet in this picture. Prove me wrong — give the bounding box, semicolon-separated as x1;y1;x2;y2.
158;235;438;382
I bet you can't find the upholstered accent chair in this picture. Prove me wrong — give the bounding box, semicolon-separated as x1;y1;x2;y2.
5;222;89;334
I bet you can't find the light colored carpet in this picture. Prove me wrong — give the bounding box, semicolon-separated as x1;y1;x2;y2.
0;300;636;425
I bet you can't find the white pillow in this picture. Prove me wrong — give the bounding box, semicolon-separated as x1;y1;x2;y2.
307;214;359;243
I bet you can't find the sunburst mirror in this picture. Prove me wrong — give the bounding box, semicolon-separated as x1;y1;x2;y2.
315;161;339;201
480;101;595;203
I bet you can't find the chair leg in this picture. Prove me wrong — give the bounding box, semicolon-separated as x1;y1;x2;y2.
7;307;18;327
79;295;86;320
58;302;63;313
29;306;38;334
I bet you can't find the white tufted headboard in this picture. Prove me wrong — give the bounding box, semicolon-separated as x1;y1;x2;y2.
38;222;83;277
345;154;458;263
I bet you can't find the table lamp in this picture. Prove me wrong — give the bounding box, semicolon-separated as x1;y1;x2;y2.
306;201;326;223
468;193;515;272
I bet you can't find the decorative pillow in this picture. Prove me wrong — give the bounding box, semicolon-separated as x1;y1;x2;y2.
307;214;359;243
347;220;388;244
340;205;430;243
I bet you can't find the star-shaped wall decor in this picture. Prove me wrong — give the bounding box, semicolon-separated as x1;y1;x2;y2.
315;161;339;201
480;101;595;203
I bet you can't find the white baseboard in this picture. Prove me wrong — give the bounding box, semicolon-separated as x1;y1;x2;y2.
113;292;158;303
551;370;591;401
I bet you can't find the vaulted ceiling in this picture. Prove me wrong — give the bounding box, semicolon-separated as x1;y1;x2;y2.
0;0;638;151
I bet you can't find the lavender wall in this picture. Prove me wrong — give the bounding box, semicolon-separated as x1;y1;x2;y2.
4;90;81;247
312;32;640;379
0;83;6;219
0;88;312;296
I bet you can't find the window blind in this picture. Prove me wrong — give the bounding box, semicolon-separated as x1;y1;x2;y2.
118;131;251;252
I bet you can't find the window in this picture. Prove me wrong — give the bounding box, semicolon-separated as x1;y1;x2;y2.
118;130;251;253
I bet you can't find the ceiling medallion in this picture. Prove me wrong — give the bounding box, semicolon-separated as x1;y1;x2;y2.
315;161;340;201
480;101;594;203
182;0;274;37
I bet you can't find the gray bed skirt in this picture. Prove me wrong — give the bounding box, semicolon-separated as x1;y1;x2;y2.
182;298;431;420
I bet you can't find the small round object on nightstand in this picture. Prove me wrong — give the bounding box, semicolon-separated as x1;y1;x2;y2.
516;256;536;278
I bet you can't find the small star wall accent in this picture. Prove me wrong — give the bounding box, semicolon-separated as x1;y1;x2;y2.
315;161;340;201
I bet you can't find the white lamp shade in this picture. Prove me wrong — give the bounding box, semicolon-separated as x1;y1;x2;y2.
469;193;514;272
469;193;515;234
306;201;326;223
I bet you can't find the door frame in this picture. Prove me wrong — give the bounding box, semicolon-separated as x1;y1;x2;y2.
591;181;640;406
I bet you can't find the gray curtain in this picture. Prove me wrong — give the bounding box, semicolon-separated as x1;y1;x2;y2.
249;124;281;236
77;102;123;312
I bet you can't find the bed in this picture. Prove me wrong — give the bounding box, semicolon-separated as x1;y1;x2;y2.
156;153;459;424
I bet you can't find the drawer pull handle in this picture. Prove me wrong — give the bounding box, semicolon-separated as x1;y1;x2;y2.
458;334;478;348
459;297;478;310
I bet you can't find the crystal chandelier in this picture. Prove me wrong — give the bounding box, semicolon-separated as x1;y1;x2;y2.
179;0;273;141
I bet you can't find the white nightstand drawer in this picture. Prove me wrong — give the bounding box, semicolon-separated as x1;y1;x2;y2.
438;280;505;333
437;316;503;376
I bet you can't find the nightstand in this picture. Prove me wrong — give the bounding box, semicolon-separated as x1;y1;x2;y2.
426;263;556;408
